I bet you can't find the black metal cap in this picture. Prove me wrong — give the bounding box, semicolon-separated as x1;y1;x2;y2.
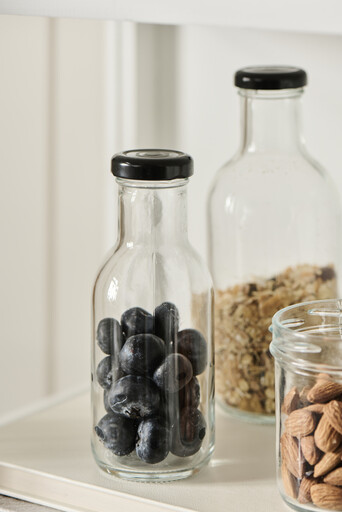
111;149;194;181
234;66;307;90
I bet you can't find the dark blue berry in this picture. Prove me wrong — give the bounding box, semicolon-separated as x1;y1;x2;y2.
177;329;207;375
153;354;193;393
95;412;137;456
119;334;166;376
154;302;179;350
179;377;200;409
96;356;113;390
171;407;206;457
108;375;160;419
136;417;169;464
96;317;123;355
103;389;111;413
121;307;154;338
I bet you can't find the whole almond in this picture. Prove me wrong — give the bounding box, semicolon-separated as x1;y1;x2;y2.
285;409;316;437
307;381;342;404
281;463;298;499
311;483;342;510
326;400;342;436
280;433;305;479
324;467;342;486
314;450;342;478
301;435;321;465
304;403;326;414
298;477;316;504
314;414;342;453
282;387;300;415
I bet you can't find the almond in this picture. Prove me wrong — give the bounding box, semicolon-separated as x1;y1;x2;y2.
281;463;298;499
317;373;333;382
314;450;342;478
285;409;317;437
324;467;342;486
315;414;342;452
280;433;305;479
298;477;316;504
304;403;326;414
311;483;342;510
307;381;342;404
326;400;342;436
301;435;321;465
282;387;300;415
299;385;311;407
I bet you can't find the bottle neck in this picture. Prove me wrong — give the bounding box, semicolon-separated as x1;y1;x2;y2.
238;88;305;154
117;179;189;246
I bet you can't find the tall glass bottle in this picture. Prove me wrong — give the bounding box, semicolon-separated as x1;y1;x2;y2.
92;150;214;481
207;66;340;422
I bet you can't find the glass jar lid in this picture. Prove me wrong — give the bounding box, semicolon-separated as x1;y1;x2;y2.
111;149;193;181
234;66;307;90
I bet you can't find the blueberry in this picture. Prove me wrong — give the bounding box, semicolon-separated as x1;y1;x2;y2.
95;412;137;456
153;354;193;393
171;407;206;457
96;356;113;390
154;302;179;349
121;307;154;338
119;334;166;376
136;417;169;464
179;377;200;409
96;317;123;355
108;375;160;419
177;329;208;375
103;389;111;413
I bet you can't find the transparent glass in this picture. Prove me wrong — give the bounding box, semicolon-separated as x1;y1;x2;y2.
91;177;214;481
270;299;342;512
207;88;340;422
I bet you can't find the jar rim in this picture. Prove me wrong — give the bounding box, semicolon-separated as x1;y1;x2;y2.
270;298;342;374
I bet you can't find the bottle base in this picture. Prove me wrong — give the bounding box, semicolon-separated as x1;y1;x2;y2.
94;447;214;482
217;399;275;424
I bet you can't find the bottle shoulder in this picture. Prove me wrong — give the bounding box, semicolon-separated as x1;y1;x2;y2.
93;242;213;294
209;150;337;202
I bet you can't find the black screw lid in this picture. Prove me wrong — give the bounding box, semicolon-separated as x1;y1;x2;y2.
111;149;193;181
234;66;307;90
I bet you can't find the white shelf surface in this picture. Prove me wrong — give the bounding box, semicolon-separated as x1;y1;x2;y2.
1;0;342;35
0;392;288;512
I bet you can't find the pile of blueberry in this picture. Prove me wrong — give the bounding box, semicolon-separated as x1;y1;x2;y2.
94;303;207;465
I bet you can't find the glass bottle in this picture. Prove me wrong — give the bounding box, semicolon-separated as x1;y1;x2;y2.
207;66;340;423
92;149;214;481
270;299;342;512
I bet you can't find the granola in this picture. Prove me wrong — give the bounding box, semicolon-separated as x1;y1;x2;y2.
215;264;337;416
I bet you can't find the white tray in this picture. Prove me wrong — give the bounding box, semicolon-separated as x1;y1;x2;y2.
0;392;288;512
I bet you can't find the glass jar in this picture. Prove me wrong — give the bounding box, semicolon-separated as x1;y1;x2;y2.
91;149;214;481
207;66;340;422
271;299;342;512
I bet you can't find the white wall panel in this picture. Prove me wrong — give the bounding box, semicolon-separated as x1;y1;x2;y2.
0;16;50;413
136;25;178;149
48;19;117;393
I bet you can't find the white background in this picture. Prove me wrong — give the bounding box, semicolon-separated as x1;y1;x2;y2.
1;13;342;415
